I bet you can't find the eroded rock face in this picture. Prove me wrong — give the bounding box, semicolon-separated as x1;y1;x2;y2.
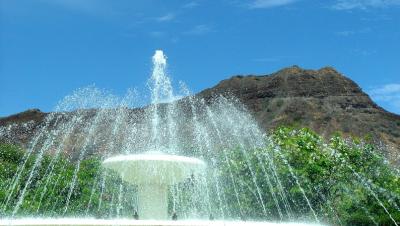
0;109;48;146
198;66;400;164
1;66;399;164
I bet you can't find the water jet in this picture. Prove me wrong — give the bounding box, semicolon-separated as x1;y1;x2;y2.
0;50;329;226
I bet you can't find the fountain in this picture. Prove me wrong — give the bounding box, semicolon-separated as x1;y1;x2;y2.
0;50;333;226
102;152;206;220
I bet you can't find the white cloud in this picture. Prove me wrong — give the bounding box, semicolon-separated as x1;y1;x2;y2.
333;0;400;10
369;84;400;113
249;0;299;9
335;27;372;36
183;24;213;35
149;31;166;38
182;1;199;9
336;30;357;36
350;48;376;56
370;84;400;97
155;13;175;22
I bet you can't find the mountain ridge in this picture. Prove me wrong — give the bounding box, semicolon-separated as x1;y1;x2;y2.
1;66;399;164
198;66;400;164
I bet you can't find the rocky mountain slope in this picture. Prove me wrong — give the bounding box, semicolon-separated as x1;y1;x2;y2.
1;66;399;163
199;66;400;163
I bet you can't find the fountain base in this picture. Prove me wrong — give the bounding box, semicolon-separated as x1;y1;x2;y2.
0;219;325;226
137;184;168;220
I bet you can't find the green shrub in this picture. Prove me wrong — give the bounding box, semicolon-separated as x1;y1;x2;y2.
0;143;136;217
215;127;400;225
1;126;399;225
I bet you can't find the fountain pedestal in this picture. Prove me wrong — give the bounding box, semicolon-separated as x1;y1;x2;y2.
102;152;206;220
137;184;168;220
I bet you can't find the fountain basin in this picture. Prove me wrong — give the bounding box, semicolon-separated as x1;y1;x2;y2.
103;152;206;185
102;152;206;220
0;219;325;226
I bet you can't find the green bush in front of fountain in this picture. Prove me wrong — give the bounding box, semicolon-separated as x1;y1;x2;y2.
1;126;399;225
0;143;137;217
217;127;400;225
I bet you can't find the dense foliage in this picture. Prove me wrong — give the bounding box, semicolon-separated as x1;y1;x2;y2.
217;127;400;225
1;127;399;225
0;143;136;217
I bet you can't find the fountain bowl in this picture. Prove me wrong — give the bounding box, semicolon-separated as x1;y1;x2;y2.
102;152;206;185
102;152;206;220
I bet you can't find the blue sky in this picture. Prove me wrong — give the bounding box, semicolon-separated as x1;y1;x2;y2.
0;0;399;116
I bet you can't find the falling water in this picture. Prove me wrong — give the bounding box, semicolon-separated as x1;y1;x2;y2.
0;50;398;225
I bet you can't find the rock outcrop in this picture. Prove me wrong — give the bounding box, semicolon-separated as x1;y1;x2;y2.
198;66;400;163
1;66;399;163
